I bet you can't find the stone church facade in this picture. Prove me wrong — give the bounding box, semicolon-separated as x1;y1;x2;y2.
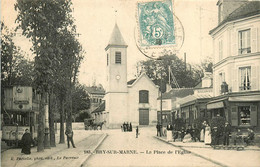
103;23;159;128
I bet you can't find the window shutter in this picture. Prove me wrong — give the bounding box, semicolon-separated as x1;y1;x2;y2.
232;30;238;56
250;105;257;126
231;106;238;126
251;27;257;53
232;68;238;92
251;66;258;90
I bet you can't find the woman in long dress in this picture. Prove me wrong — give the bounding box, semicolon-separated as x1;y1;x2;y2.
204;125;212;145
21;129;33;154
166;124;173;141
200;121;207;142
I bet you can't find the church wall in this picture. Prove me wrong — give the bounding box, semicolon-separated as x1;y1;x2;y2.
106;47;127;93
106;92;128;128
128;75;159;126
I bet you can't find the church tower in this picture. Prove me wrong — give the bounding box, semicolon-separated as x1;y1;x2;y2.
105;23;128;128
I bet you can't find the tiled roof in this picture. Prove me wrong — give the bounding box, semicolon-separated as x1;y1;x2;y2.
195;82;202;89
179;94;212;106
210;1;260;34
85;86;105;95
157;88;194;100
92;102;105;114
127;79;136;85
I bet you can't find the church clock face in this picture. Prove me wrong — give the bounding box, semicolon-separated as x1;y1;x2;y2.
116;75;121;80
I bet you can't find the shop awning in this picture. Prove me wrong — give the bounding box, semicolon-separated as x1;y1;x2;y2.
207;101;224;110
229;94;260;102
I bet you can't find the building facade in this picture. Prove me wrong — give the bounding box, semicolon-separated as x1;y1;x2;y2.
179;72;213;127
208;0;260;130
85;86;105;113
157;88;194;126
103;24;159;128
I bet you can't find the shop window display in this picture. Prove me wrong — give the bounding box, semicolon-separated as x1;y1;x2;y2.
239;106;250;125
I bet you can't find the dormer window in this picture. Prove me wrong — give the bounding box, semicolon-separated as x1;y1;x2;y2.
239;29;251;54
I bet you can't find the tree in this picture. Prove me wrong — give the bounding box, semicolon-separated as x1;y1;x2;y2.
15;0;76;152
192;56;213;82
136;54;201;92
52;29;84;142
71;83;90;122
1;21;34;87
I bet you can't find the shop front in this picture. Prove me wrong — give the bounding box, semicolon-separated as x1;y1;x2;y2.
207;91;260;130
180;95;211;128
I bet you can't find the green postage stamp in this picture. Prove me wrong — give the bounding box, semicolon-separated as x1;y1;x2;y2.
137;0;175;46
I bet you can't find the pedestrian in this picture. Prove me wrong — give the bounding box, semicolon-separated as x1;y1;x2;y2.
186;125;195;141
136;126;139;138
211;127;220;146
156;123;160;136
126;122;129;132
121;125;123;132
159;123;162;137
21;129;33;154
65;127;76;148
166;123;173;141
223;122;231;146
244;128;255;145
180;127;185;142
123;122;126;132
204;123;211;145
234;128;243;145
183;125;194;143
200;121;207;142
129;122;132;132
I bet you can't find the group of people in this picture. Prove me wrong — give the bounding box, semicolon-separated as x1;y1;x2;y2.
121;122;132;132
158;120;255;147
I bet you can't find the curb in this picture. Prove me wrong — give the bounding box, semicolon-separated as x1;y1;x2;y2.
156;137;260;151
79;133;108;167
154;136;228;167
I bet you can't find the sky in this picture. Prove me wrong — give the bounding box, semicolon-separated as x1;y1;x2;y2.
1;0;218;87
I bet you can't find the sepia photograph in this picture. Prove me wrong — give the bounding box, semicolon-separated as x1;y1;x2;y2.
1;0;260;166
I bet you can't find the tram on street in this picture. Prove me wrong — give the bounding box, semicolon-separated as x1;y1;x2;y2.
1;86;41;146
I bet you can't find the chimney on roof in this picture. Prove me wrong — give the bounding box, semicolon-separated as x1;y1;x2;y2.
202;72;212;88
217;0;248;24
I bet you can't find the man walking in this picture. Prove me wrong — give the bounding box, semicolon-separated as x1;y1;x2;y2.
65;127;76;148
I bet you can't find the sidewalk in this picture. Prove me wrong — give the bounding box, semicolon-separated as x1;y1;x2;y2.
155;136;260;167
156;136;260;150
1;130;107;167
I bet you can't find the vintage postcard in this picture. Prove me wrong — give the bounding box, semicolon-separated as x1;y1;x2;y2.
1;0;260;167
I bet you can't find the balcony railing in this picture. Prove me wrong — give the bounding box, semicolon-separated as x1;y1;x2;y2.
239;85;251;91
239;47;251;55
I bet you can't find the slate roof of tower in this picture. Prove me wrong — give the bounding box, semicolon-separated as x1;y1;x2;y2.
209;1;260;34
107;23;127;46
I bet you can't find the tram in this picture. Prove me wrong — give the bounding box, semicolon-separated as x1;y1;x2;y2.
1;86;41;146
